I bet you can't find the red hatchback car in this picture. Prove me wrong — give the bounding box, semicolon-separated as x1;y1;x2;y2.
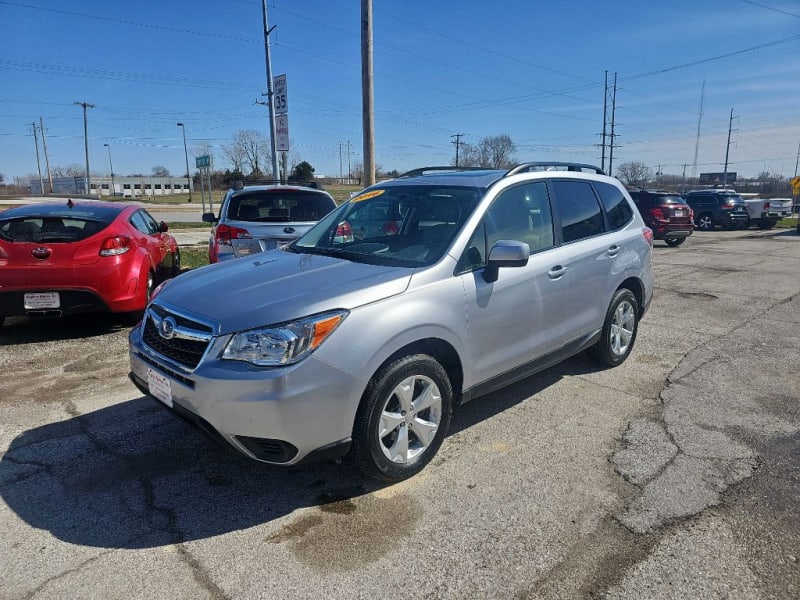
0;200;180;325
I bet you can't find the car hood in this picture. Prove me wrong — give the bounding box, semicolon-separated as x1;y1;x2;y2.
154;249;413;334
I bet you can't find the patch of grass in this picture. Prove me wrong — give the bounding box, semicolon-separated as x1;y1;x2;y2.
327;184;363;204
168;221;212;229
776;217;798;228
179;246;210;270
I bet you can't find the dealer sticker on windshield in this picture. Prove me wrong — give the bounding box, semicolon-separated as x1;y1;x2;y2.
351;189;385;203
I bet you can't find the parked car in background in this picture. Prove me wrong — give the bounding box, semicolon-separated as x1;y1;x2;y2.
0;200;179;326
129;162;654;482
203;180;337;263
742;197;792;229
681;189;748;230
628;190;694;246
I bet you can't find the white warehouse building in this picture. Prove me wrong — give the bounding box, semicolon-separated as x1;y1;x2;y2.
30;176;192;197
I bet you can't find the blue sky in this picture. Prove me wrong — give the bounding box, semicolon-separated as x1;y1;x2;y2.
1;0;799;182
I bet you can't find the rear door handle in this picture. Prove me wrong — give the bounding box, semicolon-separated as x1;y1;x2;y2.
548;265;567;280
607;245;620;257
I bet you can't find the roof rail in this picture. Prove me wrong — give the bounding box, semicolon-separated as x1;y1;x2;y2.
398;166;493;178
505;162;606;176
232;179;321;190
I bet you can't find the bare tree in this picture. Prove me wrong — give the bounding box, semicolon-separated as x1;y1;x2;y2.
222;142;245;173
152;165;170;177
231;130;271;177
457;135;516;168
615;162;652;188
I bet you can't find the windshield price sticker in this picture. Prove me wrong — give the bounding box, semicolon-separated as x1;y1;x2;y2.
351;189;385;203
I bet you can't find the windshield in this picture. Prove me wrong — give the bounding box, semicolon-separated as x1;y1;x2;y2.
0;215;112;243
292;185;484;267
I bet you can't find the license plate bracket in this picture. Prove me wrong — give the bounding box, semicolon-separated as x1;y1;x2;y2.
147;368;173;408
24;292;60;309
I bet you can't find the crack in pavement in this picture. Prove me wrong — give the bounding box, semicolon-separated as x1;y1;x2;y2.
610;293;799;535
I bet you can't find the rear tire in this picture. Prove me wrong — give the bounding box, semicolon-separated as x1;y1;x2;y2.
170;249;181;277
696;213;714;231
123;271;154;326
758;219;774;230
352;354;453;482
664;237;685;247
588;289;639;367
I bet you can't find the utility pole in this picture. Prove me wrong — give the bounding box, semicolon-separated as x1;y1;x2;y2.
607;73;618;176
104;143;115;197
74;101;95;194
261;0;279;181
793;140;799;178
40;117;53;194
361;0;376;187
347;140;353;184
681;163;688;194
338;140;344;182
31;122;44;196
176;123;193;203
722;108;737;188
451;133;465;167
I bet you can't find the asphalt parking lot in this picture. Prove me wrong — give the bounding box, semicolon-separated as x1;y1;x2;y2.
1;228;798;599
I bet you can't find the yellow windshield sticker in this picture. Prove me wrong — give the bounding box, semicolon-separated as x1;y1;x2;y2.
351;189;385;203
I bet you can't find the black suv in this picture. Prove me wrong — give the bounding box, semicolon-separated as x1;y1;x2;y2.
629;190;694;246
681;190;748;231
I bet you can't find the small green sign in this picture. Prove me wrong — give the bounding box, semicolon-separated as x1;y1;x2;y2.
196;155;210;168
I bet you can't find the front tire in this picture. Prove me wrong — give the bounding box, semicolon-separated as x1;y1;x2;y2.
664;237;685;247
352;354;453;482
588;289;639;367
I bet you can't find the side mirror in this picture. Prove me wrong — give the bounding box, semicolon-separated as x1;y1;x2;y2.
202;212;218;223
483;240;530;283
159;221;169;233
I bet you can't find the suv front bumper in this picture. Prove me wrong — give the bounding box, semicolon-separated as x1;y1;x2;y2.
128;325;365;465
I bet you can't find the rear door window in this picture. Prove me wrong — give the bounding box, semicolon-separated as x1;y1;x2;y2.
550;180;606;243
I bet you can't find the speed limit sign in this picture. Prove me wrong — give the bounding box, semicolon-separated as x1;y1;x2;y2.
273;74;287;115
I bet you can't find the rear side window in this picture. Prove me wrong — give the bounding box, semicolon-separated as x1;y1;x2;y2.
594;182;633;230
228;191;335;222
550;180;606;243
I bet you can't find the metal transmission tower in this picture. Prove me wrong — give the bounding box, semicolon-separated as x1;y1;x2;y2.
607;73;619;176
722;108;737;188
451;133;465;167
598;72;619;175
600;71;608;172
691;80;705;180
74;101;95;194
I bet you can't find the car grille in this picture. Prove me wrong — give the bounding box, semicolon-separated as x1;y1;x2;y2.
141;305;214;370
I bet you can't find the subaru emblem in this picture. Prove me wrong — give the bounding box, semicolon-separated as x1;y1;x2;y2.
158;316;177;340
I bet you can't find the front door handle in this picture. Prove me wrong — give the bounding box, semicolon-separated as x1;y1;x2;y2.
548;265;567;280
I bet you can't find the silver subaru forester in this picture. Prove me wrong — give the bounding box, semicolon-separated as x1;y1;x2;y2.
129;163;654;482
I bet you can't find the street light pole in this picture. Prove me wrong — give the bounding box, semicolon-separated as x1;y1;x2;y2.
103;143;115;197
177;122;192;203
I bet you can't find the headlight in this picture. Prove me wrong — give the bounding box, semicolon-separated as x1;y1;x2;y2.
222;310;348;366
